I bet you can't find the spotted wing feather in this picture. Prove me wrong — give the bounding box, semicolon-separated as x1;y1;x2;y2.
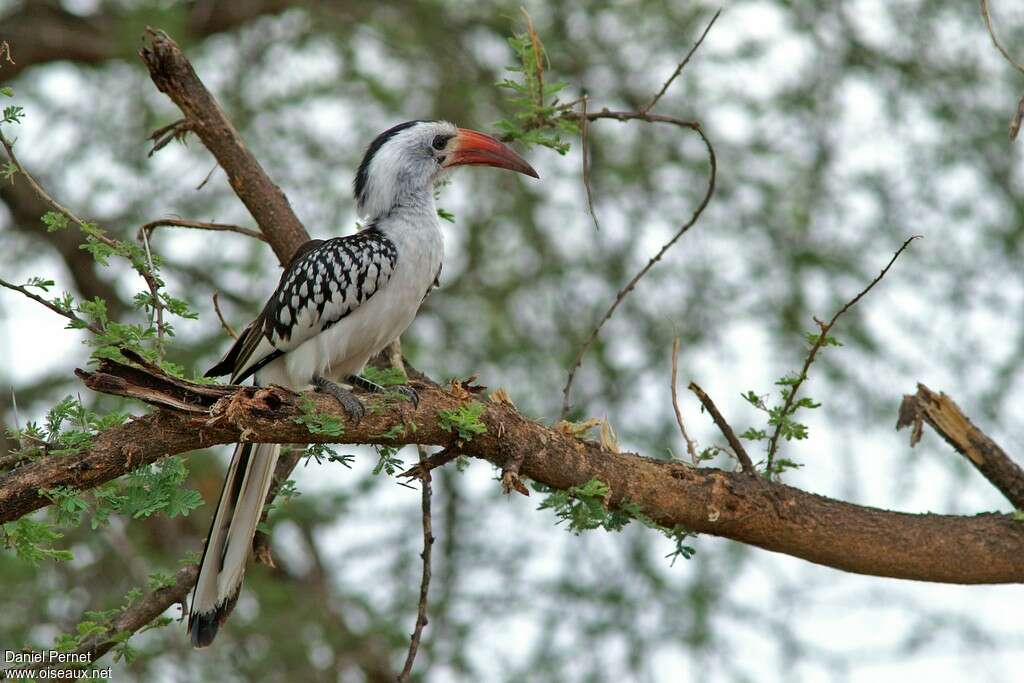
206;230;398;383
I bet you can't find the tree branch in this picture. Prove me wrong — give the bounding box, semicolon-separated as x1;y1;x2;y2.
688;381;755;474
979;0;1024;141
0;0;297;81
139;28;310;263
397;446;434;683
0;277;102;335
138;218;266;243
640;9;722;114
897;383;1024;510
2;358;1022;585
764;236;919;471
560;120;716;416
671;337;699;464
14;565;197;677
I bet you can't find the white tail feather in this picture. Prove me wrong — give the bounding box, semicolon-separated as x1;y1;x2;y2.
189;442;281;647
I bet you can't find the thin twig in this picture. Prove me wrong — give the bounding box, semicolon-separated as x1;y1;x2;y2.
641;9;722;114
399;447;460;480
0;277;102;334
195;162;218;191
398;445;434;683
564;109;701;129
139;229;165;355
688;381;755;474
8;387;23;455
980;1;1024;140
560;121;716;417
1012;95;1024;142
521;7;545;109
980;0;1024;74
580;95;602;231
0;131;109;243
212;292;238;340
147;118;194;156
764;236;920;471
138;218;266;243
0;130;155;335
670;337;699;464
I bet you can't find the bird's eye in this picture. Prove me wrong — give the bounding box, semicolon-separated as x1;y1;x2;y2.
431;135;449;151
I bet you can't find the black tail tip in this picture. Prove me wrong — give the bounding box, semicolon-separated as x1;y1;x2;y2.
189;612;220;648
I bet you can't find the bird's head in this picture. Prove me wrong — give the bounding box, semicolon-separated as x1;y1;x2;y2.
354;120;538;219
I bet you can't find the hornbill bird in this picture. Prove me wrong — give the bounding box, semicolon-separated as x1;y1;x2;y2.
189;121;538;647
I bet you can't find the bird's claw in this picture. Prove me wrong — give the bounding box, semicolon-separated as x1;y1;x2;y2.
335;392;366;423
391;385;419;408
312;375;365;424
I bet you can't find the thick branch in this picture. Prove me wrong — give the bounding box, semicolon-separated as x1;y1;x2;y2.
897;383;1024;510
0;1;296;82
139;29;310;263
2;359;1022;585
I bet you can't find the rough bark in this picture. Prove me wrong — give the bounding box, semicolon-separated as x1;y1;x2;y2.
2;357;1022;585
898;383;1024;509
139;28;310;263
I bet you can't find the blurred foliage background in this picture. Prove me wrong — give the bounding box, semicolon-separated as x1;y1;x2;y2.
1;0;1024;681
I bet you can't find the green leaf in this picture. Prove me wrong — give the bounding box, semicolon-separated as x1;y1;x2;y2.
293;396;346;437
437;401;488;441
2;517;73;565
41;210;69;232
361;365;408;386
2;104;24;124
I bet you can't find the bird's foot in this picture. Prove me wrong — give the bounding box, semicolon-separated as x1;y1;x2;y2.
312;375;365;423
348;374;419;408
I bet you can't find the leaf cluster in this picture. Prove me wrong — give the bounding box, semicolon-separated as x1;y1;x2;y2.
494;29;579;154
437;401;488;442
536;478;698;562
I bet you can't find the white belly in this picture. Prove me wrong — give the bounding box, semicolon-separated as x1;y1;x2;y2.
256;221;442;390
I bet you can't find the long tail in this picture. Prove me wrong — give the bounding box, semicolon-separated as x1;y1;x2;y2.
188;442;281;648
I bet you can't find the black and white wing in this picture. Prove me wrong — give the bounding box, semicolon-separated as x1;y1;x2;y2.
206;228;398;383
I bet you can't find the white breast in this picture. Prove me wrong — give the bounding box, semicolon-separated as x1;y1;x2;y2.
257;214;443;390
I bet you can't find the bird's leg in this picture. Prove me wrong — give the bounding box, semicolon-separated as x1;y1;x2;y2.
348;374;419;408
312;375;365;423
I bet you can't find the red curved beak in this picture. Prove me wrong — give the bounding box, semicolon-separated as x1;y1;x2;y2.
445;128;539;178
